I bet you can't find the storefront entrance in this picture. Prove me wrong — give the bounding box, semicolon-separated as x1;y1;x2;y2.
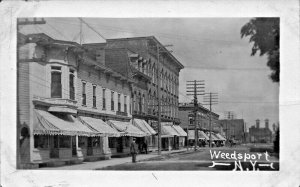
50;136;59;158
87;137;93;156
72;136;77;156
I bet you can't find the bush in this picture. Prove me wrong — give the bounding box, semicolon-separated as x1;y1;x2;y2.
273;128;279;153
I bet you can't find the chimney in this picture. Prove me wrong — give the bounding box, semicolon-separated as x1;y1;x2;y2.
265;119;269;129
256;119;260;129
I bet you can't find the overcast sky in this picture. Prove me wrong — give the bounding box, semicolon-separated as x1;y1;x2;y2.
20;18;279;131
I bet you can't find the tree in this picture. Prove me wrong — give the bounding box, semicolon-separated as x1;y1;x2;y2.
241;18;279;82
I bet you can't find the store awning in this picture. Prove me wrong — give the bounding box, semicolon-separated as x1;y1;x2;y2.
161;123;180;137
78;116;120;137
33;109;96;136
208;133;219;141
215;133;226;141
107;120;146;137
132;119;156;136
199;131;209;140
173;125;187;137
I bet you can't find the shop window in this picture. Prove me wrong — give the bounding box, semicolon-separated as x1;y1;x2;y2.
59;136;71;148
92;137;101;147
51;67;62;98
125;137;130;147
78;136;86;148
108;137;116;148
34;135;49;148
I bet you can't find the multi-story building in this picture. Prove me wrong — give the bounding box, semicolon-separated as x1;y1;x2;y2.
248;119;273;143
85;36;185;151
219;119;246;142
17;33;146;168
178;103;220;145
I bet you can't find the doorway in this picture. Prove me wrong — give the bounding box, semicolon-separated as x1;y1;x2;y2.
50;136;59;158
87;137;93;156
72;136;77;156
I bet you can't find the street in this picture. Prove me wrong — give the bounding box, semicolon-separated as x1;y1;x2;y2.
97;145;279;171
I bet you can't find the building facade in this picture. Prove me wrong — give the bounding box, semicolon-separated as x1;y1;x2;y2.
17;33;146;168
248;119;273;143
219;119;246;142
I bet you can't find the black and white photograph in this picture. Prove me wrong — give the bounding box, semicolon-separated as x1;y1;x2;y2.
1;1;300;186
16;17;280;171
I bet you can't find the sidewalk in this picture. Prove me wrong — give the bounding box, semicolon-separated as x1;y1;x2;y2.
38;149;187;170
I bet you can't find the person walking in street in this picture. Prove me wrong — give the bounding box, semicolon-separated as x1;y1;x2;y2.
130;138;138;163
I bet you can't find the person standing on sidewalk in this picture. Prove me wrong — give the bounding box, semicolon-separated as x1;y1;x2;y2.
130;138;138;163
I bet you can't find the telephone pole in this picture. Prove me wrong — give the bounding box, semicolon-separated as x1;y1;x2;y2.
203;92;218;147
186;80;205;151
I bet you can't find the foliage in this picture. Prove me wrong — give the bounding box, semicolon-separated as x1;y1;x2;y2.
273;128;279;154
241;18;279;82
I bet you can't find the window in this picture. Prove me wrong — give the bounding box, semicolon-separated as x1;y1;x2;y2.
93;85;96;108
92;137;101;147
138;93;142;113
82;82;86;105
51;66;62;98
118;94;121;112
102;89;106;110
111;91;114;111
108;137;116;148
124;96;127;113
142;94;145;113
59;136;71;148
34;135;49;148
78;136;86;148
69;70;75;100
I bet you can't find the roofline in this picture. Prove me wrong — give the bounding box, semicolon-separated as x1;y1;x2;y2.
107;36;184;69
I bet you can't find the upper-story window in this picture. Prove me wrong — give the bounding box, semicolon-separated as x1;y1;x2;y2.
82;82;86;106
124;95;127;113
51;66;62;98
93;85;97;108
69;69;75;100
118;94;121;112
111;91;114;111
102;88;106;110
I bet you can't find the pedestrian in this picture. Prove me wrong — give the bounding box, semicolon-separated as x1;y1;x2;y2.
130;138;138;163
143;140;148;154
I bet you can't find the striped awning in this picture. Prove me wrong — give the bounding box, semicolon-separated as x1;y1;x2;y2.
172;125;187;137
199;131;209;140
131;119;156;136
107;120;146;137
78;116;120;137
33;109;96;136
161;123;180;137
215;133;226;141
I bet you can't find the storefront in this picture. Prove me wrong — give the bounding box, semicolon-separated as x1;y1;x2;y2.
161;123;180;151
78;116;121;160
131;119;157;153
172;125;187;149
32;109;98;166
107;120;146;156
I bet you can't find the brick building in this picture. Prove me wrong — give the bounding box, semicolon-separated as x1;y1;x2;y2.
248;119;273;143
85;37;185;151
218;119;246;142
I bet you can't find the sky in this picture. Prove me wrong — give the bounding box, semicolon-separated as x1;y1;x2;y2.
20;18;279;132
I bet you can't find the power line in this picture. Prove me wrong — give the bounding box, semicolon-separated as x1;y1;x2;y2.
78;18;106;41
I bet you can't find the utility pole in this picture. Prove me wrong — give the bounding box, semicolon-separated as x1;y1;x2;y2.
156;43;162;155
186;80;205;151
203;92;218;147
17;18;46;169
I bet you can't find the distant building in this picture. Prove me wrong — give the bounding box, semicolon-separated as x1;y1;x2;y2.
219;119;246;142
248;119;273;143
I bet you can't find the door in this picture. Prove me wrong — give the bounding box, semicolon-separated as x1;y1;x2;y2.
87;137;93;156
50;136;59;158
116;137;123;153
72;136;77;156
